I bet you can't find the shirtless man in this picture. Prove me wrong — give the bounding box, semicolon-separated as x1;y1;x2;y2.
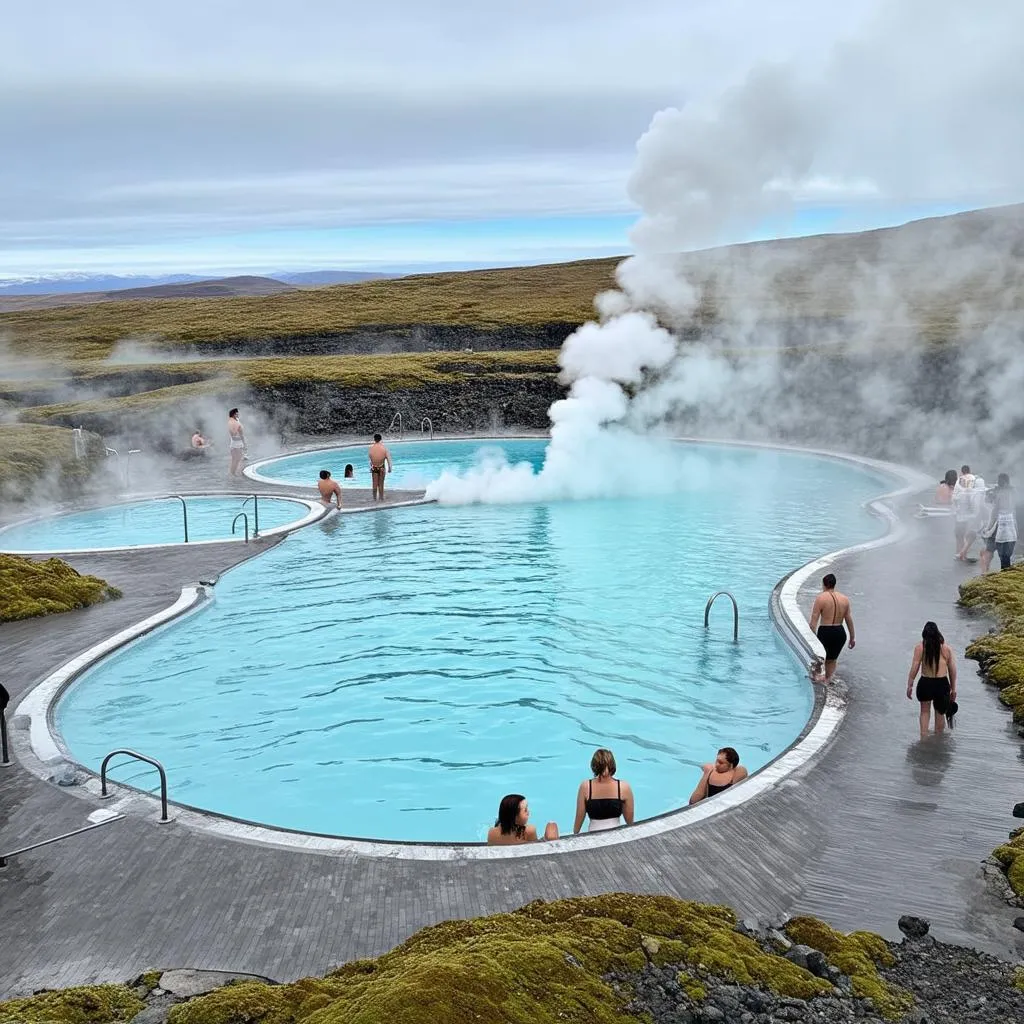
808;573;856;683
317;469;343;509
368;433;392;501
227;408;246;477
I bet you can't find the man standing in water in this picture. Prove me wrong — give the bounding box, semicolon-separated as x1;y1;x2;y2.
808;573;856;684
227;408;246;477
368;433;392;501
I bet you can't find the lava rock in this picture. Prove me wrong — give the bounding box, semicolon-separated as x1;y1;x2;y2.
898;915;930;939
158;969;274;998
1013;916;1024;933
1013;802;1024;819
783;943;814;970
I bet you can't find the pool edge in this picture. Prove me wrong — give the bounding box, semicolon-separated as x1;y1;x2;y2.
13;439;932;860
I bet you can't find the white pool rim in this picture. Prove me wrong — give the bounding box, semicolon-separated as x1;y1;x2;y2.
14;438;933;859
244;433;545;488
0;492;326;555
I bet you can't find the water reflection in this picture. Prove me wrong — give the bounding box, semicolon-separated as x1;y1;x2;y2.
905;733;955;787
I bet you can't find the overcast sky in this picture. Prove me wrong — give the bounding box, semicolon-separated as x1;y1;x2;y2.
1;0;1021;278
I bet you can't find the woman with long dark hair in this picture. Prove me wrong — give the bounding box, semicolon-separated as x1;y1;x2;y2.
906;622;958;739
486;794;558;845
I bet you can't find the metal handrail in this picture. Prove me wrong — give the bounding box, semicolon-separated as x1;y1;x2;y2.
104;446;118;457
166;494;189;543
387;411;404;439
232;512;250;543
100;749;170;822
1;813;124;867
124;448;142;489
704;591;739;642
420;417;434;440
242;495;260;537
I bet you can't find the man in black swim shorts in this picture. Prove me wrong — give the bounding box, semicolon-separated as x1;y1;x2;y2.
808;573;856;684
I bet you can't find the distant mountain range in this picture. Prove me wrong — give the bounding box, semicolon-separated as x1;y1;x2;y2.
0;270;402;312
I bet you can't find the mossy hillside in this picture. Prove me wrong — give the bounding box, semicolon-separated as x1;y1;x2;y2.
784;916;913;1020
0;554;122;622
0;984;143;1024
992;826;1024;899
169;894;837;1024
0;261;620;361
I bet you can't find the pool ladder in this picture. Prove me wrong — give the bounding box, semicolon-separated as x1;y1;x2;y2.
704;591;739;642
421;417;434;440
387;411;404;439
166;494;189;542
241;495;261;537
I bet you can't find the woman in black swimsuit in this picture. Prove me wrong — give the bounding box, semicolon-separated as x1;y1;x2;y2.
906;621;958;739
573;749;635;833
689;746;749;804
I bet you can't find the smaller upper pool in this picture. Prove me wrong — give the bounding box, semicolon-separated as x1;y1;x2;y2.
0;495;315;553
247;438;546;491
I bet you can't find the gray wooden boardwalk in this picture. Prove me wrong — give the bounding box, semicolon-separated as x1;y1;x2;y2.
1;503;1023;998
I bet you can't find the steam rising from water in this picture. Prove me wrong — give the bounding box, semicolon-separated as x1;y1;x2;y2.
428;0;1024;505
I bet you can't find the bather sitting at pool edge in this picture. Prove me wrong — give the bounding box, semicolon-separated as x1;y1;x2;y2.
486;794;559;845
317;470;343;509
689;747;748;804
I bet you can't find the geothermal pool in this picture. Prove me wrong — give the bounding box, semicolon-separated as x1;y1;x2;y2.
247;438;544;491
0;495;313;552
56;440;893;843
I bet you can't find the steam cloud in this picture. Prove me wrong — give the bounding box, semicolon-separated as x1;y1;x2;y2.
427;0;1024;505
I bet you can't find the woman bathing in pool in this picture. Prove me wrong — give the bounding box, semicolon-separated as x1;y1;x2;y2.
689;747;748;804
486;794;559;845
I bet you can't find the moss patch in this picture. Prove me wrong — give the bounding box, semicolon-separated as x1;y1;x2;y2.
0;984;143;1024
0;554;121;622
1013;966;1024;992
169;895;833;1024
785;916;912;1020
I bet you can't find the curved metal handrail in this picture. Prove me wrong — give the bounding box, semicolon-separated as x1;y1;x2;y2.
231;512;249;543
420;417;434;440
165;494;189;543
100;749;170;822
704;590;739;642
387;411;404;439
242;494;260;537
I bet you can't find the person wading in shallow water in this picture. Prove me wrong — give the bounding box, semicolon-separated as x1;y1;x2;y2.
906;621;958;739
227;408;246;477
808;573;856;683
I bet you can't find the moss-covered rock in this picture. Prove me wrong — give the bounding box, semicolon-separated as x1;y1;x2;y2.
0;984;143;1024
1014;966;1024;992
0;554;121;622
991;828;1024;898
785;916;913;1020
168;895;836;1024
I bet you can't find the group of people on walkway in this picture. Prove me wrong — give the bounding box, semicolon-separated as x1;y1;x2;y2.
486;746;748;845
808;571;959;739
936;465;1017;571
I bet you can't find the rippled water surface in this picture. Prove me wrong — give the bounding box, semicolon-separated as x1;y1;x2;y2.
58;441;893;841
0;496;309;551
251;438;545;490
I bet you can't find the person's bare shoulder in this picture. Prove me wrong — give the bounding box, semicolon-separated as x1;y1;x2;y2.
735;766;749;781
525;824;538;841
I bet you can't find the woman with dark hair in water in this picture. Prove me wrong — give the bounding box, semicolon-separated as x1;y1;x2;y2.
906;621;958;739
689;747;748;804
935;469;958;505
486;794;558;845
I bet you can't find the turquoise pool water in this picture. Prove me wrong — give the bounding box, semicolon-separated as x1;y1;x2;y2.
57;441;893;842
0;496;309;551
249;438;544;491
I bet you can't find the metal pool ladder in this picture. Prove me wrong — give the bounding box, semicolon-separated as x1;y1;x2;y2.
231;512;250;543
421;417;434;439
166;494;189;542
387;411;404;439
100;748;171;823
704;591;739;642
242;494;261;537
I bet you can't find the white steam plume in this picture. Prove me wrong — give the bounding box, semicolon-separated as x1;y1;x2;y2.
429;0;1024;505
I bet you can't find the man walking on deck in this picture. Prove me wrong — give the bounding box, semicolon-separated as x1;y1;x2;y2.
809;573;856;684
